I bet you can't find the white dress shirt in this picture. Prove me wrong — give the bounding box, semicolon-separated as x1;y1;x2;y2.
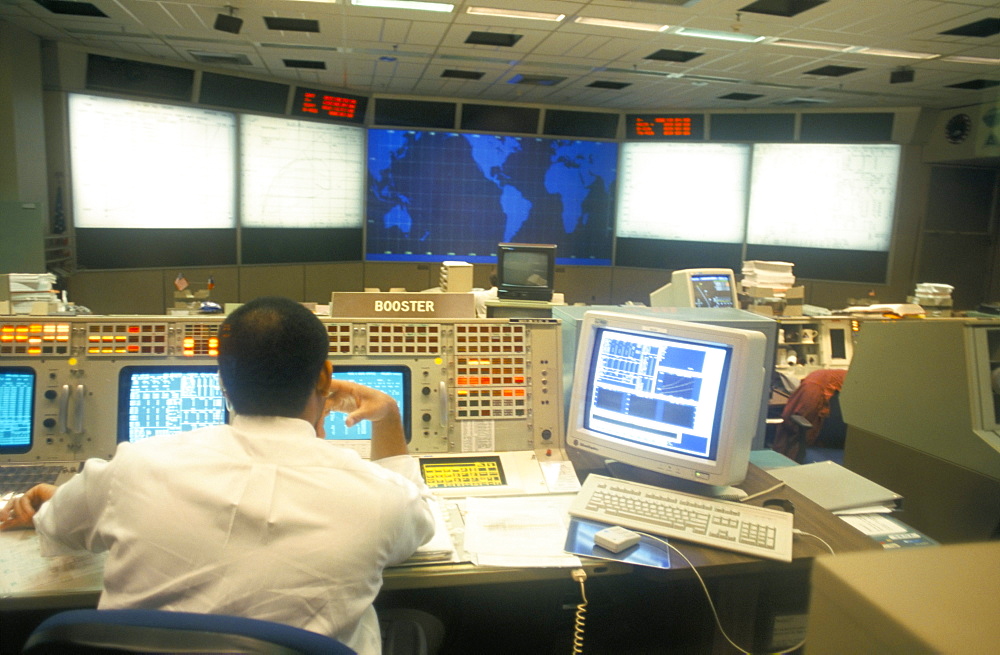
34;414;435;655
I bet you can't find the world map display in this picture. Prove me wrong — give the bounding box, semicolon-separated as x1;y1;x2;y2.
366;129;618;264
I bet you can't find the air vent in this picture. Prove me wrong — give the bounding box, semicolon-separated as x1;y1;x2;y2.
442;69;485;80
284;59;326;70
466;31;522;47
34;0;107;17
263;16;320;33
738;0;826;18
645;49;703;63
508;74;566;86
190;52;252;66
939;18;999;38
772;97;831;105
719;92;763;101
588;81;631;90
946;79;999;90
805;65;863;77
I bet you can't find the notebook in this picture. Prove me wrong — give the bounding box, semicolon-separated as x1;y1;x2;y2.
768;460;902;512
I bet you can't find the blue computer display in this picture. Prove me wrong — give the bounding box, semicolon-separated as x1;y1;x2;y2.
118;366;227;443
365;129;617;265
0;367;34;454
324;366;410;443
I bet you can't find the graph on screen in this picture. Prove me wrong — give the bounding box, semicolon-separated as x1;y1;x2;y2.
240;114;366;228
616;142;750;244
746;144;901;251
69;93;236;229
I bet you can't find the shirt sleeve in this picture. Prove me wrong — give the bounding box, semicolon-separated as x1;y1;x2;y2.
34;457;114;556
371;454;437;560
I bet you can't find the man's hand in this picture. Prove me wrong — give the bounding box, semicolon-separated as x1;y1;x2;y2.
324;379;408;459
0;484;57;531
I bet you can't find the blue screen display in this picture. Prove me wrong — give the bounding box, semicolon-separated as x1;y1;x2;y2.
324;366;410;442
366;129;617;265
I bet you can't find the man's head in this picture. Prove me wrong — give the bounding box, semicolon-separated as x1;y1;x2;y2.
217;297;329;417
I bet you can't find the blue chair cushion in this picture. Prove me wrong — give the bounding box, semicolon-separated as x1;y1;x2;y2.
22;608;356;654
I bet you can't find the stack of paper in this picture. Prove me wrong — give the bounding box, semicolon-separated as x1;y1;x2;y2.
768;460;902;513
741;260;795;291
1;273;58;314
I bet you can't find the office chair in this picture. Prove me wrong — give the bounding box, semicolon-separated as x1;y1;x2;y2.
21;608;356;655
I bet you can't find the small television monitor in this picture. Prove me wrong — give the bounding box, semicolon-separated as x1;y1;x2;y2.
566;311;766;491
0;367;35;455
117;366;228;443
649;268;738;309
324;365;411;457
496;243;556;302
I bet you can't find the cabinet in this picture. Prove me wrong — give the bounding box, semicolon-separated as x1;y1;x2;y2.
775;317;854;377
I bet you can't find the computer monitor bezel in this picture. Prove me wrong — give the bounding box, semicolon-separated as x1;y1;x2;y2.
496;242;556;302
324;364;412;444
0;366;35;455
116;365;228;444
565;310;766;489
649;268;738;309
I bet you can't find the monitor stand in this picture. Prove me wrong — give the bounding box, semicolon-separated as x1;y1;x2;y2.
604;460;748;502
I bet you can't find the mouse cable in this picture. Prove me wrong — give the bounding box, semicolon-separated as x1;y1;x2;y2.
570;568;588;655
642;533;810;655
792;528;836;555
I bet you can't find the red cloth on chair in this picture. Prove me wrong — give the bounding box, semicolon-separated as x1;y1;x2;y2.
771;369;847;463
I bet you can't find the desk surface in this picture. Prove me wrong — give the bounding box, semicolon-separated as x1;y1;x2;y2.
0;463;877;612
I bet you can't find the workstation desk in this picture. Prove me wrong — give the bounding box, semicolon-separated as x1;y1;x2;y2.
1;463;878;654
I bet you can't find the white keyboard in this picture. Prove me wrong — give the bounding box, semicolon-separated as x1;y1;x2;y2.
568;474;794;562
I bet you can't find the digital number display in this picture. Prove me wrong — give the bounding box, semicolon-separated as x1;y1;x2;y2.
626;114;704;140
291;87;367;124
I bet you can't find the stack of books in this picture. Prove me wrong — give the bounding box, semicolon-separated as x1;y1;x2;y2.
741;260;795;290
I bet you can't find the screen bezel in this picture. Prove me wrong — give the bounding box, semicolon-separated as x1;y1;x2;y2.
116;365;228;444
325;365;412;444
566;311;765;488
0;366;35;455
496;243;556;302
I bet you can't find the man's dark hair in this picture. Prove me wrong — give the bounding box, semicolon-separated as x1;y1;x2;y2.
217;297;329;417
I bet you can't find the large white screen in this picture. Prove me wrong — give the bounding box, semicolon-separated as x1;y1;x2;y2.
747;144;900;251
69;94;236;229
616;142;750;243
240;114;365;228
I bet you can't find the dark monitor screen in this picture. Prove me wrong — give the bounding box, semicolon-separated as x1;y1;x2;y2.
690;273;736;308
0;367;34;454
117;366;227;443
497;243;556;301
324;365;411;448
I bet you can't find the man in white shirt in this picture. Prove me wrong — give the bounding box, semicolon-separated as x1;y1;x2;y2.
0;296;436;655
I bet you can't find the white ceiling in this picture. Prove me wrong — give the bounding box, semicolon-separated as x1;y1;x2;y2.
1;0;997;111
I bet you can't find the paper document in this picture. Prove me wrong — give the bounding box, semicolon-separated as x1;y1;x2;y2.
463;495;582;568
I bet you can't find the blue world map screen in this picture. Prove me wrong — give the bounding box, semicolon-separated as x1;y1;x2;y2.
366;129;617;265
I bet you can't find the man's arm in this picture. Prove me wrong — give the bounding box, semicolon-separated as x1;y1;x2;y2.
325;379;408;460
0;483;57;531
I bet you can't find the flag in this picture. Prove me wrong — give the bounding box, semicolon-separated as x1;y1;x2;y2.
174;273;189;291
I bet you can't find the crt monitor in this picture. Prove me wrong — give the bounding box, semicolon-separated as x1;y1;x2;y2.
566;310;767;490
0;367;34;455
118;366;228;443
323;365;411;451
650;268;738;308
496;243;556;302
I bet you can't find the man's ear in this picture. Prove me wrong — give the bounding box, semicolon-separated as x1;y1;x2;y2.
316;360;333;394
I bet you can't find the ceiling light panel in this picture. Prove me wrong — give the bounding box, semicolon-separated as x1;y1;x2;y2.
574;17;669;32
351;0;454;12
467;7;564;22
852;46;938;60
674;27;765;43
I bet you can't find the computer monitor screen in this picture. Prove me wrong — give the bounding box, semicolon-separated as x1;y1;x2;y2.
118;366;227;443
324;365;411;447
566;311;766;489
0;367;34;455
649;268;738;309
497;243;556;302
689;273;736;308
